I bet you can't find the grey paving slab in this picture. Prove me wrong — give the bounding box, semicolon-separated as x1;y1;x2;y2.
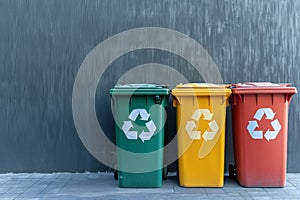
0;173;300;199
0;192;20;198
0;187;11;194
5;188;25;194
205;188;227;194
16;192;41;199
169;193;209;200
14;199;40;200
173;187;206;194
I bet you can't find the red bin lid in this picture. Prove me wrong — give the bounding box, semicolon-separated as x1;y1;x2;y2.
231;82;297;94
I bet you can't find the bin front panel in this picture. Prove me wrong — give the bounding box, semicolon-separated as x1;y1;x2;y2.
174;93;229;187
110;84;169;188
231;93;290;187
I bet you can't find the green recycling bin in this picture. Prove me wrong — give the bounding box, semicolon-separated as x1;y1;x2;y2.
110;84;170;188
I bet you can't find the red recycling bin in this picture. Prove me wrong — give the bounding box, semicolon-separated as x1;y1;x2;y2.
230;82;297;187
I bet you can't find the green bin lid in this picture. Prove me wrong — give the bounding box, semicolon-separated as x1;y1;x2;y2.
110;83;170;95
231;82;297;94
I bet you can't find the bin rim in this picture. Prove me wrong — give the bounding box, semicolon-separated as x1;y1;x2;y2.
231;82;297;94
171;83;232;96
110;83;170;96
113;83;169;89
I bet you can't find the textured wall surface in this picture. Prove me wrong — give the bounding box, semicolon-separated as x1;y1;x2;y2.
0;0;299;173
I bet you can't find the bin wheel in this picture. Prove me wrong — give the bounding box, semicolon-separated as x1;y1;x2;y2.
114;170;118;180
229;164;236;179
162;165;167;180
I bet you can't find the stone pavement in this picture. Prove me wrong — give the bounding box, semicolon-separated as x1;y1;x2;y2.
0;173;299;199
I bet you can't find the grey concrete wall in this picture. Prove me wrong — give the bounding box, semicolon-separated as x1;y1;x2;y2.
0;0;299;173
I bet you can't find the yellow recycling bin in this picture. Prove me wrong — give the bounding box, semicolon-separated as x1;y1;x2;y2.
172;83;231;187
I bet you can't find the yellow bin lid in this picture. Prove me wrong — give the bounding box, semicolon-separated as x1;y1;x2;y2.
172;83;232;97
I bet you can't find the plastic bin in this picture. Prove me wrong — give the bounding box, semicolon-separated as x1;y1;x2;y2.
110;84;170;188
172;83;231;187
230;82;297;187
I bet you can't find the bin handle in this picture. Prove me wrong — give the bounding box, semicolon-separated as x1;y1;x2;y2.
172;96;182;107
222;92;232;106
286;93;296;103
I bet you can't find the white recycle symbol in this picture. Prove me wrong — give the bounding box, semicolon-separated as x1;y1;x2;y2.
185;109;219;141
122;109;156;142
247;108;281;141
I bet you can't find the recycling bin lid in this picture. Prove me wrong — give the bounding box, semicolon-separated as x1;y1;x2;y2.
110;83;170;95
231;82;297;94
172;83;231;96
